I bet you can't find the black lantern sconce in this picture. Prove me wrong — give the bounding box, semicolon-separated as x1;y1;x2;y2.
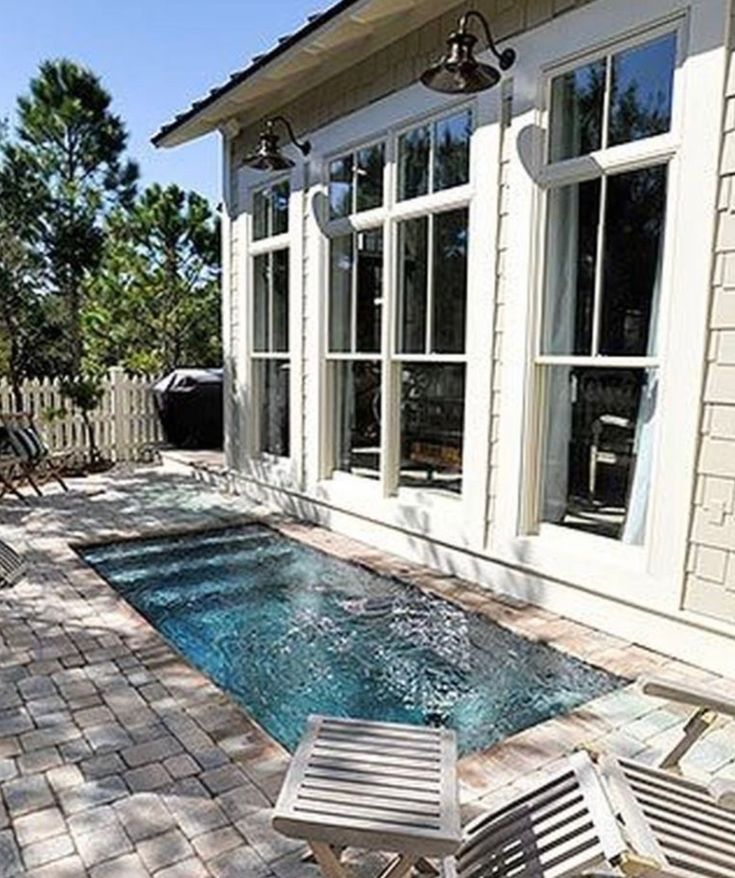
420;9;516;94
242;116;311;171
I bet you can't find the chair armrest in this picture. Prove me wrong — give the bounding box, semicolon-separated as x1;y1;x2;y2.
640;676;735;719
709;778;735;812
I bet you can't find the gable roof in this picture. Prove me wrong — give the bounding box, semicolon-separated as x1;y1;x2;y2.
153;0;452;148
152;0;360;148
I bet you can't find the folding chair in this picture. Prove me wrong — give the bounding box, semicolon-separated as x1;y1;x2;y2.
445;676;735;877
1;412;69;496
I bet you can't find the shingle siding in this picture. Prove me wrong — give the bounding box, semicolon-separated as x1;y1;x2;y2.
684;5;735;624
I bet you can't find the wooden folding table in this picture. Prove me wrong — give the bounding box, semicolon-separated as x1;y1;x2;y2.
273;715;461;878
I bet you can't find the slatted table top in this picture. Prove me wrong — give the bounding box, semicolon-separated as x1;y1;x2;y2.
272;715;461;858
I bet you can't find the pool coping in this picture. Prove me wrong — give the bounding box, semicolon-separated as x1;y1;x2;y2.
68;507;702;808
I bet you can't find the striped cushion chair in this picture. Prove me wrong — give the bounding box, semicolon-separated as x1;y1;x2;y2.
0;540;25;588
1;413;68;497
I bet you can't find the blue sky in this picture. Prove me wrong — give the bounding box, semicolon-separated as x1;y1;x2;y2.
0;0;321;204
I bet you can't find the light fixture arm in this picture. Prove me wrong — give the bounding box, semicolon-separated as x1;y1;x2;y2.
268;115;311;157
457;10;515;69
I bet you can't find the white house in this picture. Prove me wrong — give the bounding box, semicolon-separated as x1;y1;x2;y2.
155;0;735;675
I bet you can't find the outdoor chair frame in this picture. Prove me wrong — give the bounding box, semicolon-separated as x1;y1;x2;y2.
443;676;735;877
0;540;25;588
0;412;69;497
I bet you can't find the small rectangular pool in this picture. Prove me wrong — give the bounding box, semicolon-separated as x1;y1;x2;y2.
80;525;623;754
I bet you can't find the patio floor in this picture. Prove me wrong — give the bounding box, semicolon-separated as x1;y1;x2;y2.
0;465;733;877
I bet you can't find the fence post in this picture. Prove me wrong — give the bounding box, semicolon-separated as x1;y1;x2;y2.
109;367;127;463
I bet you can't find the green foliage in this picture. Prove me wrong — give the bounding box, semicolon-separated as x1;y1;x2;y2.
14;59;139;376
86;183;221;374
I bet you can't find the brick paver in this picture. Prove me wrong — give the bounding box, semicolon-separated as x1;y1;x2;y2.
0;466;732;876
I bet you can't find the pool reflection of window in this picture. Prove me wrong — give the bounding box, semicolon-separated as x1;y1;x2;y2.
537;28;676;544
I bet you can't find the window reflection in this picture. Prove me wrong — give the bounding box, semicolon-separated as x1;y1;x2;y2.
433;208;468;354
329;235;353;352
400;364;465;494
397;217;428;354
434;112;472;192
255;361;290;457
398;125;430;201
542;180;601;355
549;60;605;162
333;362;381;479
329;156;353;220
541;367;656;543
356;144;385;212
253;254;269;352
601;165;667;356
355;230;383;354
609;34;676;146
253;182;290;240
272;250;290;354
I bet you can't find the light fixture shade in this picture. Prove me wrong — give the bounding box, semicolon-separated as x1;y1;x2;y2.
243;130;296;171
420;32;501;95
242;116;311;173
420;11;516;95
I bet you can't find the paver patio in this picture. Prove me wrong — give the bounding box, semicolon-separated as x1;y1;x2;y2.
0;465;733;877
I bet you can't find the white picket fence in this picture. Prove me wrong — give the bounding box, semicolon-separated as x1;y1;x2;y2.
0;367;162;463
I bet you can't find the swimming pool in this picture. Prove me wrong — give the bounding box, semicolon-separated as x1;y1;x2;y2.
80;525;623;754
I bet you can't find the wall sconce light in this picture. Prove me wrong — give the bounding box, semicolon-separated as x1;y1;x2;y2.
420;9;516;94
243;116;311;171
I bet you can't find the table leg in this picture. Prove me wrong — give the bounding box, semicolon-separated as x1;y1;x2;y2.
378;855;419;878
309;842;355;878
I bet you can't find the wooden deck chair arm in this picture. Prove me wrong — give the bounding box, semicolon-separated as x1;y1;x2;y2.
639;676;735;719
708;778;735;812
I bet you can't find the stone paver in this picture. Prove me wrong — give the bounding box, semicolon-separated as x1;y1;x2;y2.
0;466;732;876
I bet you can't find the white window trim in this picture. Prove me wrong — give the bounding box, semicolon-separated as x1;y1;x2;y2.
303;84;502;550
492;0;727;615
239;169;304;480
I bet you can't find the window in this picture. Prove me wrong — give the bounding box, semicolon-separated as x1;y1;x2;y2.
327;230;383;479
251;181;291;457
324;112;472;495
536;29;676;544
329;143;385;220
398;110;472;201
396;208;468;493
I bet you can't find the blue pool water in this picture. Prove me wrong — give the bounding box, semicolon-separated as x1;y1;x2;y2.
80;526;623;754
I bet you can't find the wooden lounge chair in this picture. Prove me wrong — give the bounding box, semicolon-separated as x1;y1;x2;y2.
1;412;68;497
444;676;735;877
0;540;25;588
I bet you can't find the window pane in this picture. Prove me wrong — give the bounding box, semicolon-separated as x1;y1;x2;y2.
356;144;385;212
272;249;289;353
600;165;667;356
356;230;383;353
255;360;290;457
540;366;657;544
329;156;353;220
400;364;464;494
333;361;381;479
398;125;430;201
542;180;601;355
253;189;269;241
253;254;269;352
397;217;428;354
434;111;471;192
272;181;290;235
549;60;606;162
432;209;469;354
329;235;353;352
609;33;676;147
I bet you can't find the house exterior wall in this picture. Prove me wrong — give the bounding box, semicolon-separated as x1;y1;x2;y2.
684;5;735;622
222;0;735;673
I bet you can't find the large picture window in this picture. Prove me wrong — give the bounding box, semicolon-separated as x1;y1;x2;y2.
251;181;290;457
536;28;676;544
324;110;472;496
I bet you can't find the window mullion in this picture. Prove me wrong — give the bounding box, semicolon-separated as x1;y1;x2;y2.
591;175;608;357
268;253;275;353
351;233;358;354
601;54;613;150
426;213;434;355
